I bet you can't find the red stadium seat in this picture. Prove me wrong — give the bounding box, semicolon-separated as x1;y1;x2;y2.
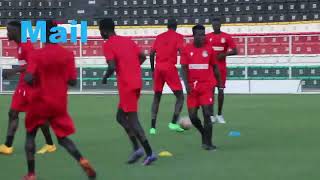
2;39;17;57
1;40;40;57
60;40;80;57
82;39;104;56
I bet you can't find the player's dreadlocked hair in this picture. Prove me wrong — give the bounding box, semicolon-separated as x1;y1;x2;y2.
45;20;58;43
192;24;205;35
7;21;21;29
99;18;115;32
167;18;178;29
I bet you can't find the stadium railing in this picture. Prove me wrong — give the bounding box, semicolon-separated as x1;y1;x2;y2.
0;32;320;94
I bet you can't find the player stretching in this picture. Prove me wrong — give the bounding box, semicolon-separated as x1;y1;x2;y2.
22;20;96;180
99;18;157;165
181;24;221;150
0;21;56;155
206;18;237;124
149;18;185;135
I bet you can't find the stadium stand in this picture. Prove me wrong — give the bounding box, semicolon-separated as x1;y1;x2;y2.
0;0;320;92
0;0;319;26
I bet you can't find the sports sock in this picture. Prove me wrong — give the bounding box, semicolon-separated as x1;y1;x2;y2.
171;114;179;124
151;118;156;129
5;136;14;147
141;140;152;156
129;136;140;151
58;138;82;161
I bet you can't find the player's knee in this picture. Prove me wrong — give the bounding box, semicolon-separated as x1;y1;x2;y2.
204;110;211;118
189;113;197;122
130;121;146;139
154;92;162;102
174;90;184;99
58;137;67;146
116;112;124;125
25;141;35;152
177;93;184;102
8;110;18;120
135;129;147;141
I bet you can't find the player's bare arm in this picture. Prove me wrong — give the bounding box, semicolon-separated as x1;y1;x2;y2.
2;66;26;79
68;79;77;87
181;64;190;94
24;72;34;85
102;60;116;84
150;50;156;73
217;48;238;60
139;52;147;65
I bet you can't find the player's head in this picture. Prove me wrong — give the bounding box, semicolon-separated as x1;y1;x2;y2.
99;18;115;39
192;24;206;47
45;20;58;44
167;18;178;31
211;18;222;32
7;21;21;42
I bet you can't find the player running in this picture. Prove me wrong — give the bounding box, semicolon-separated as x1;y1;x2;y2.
99;18;157;165
0;21;56;155
206;18;237;124
149;18;185;135
181;24;221;150
22;20;96;180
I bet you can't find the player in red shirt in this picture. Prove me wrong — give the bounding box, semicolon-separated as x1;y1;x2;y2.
181;24;221;150
99;18;156;165
149;18;185;135
22;21;96;180
0;21;56;155
206;18;238;124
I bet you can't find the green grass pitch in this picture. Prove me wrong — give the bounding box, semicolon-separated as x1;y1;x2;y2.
0;94;319;180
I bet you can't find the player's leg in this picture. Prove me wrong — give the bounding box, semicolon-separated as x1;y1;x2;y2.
117;108;144;164
217;89;224;117
165;66;185;132
210;88;216;123
121;88;156;165
117;109;140;151
217;67;227;123
127;112;157;165
168;90;185;132
150;92;162;134
36;123;57;154
51;114;96;178
188;107;205;145
201;105;216;151
150;68;164;134
0;109;19;155
23;128;38;180
57;137;96;178
58;137;82;160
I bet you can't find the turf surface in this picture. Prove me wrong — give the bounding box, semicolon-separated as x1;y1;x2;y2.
0;94;319;180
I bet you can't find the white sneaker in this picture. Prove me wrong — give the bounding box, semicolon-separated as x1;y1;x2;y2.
210;116;217;123
216;115;226;124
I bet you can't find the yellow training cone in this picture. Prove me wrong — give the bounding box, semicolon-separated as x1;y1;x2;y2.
158;151;173;157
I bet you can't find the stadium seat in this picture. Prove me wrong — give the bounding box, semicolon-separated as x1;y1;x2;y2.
82;40;104;56
248;67;289;79
227;67;246;80
61;41;81;57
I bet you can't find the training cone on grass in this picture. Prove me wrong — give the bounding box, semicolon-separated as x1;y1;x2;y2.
228;131;241;137
158;151;173;157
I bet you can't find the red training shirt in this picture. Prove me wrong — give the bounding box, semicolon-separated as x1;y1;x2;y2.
26;44;76;115
151;29;184;68
103;35;142;90
180;43;217;85
205;32;236;67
